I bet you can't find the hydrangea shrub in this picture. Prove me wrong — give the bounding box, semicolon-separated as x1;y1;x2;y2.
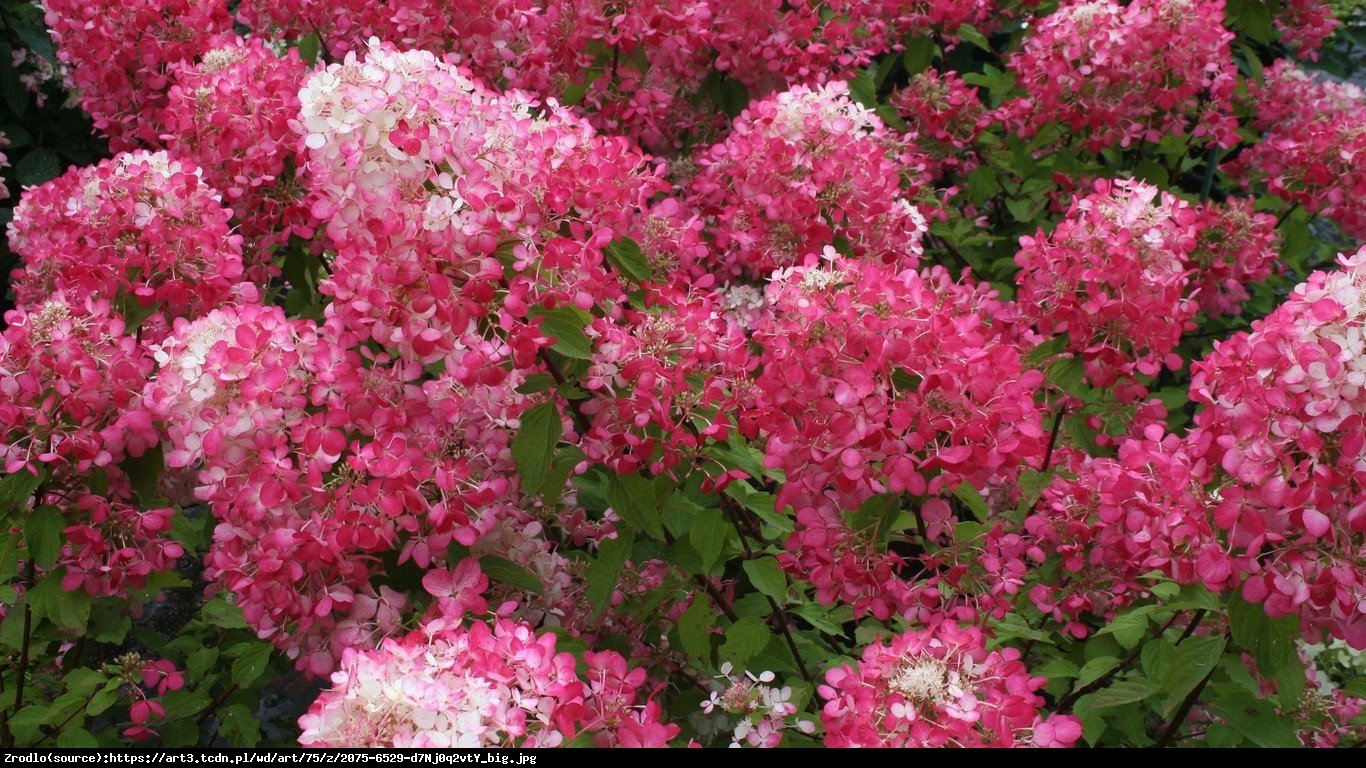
0;0;1362;750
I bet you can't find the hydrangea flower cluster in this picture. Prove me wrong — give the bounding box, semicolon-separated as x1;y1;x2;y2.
0;296;155;475
1190;247;1366;648
7;151;247;333
297;39;661;365
299;619;675;747
684;83;928;280
1025;427;1227;635
701;664;815;748
1231;61;1366;241
747;252;1045;512
160;38;312;249
819;622;1082;747
1187;198;1282;318
41;0;233;149
1005;0;1238;151
1015;178;1199;394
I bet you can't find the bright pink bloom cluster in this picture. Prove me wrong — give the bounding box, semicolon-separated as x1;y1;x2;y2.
59;494;183;598
41;0;233;150
115;655;186;741
747;253;1046;512
1188;198;1282;318
819;622;1081;747
582;285;752;476
891;70;988;178
1025;427;1228;635
1005;0;1238;151
160;38;312;249
1190;247;1366;649
685;83;928;280
7;151;246;334
297;40;661;366
0;296;155;476
1015;178;1199;394
1231;61;1366;241
1275;0;1339;60
298;619;675;747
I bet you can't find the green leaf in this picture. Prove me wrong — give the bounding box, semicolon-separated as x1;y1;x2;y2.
122;444;164;504
296;32;321;64
24;505;64;568
952;483;990;519
1036;657;1080;681
186;648;219;681
1075;656;1120;688
990;613;1050;642
0;468;44;508
1089;678;1160;710
28;571;91;631
512;401;562;494
604;237;651;283
14;149;61;187
676;596;714;660
689;506;727;573
88;600;130;644
846;69;877;108
1048;355;1087;397
1141;638;1176;680
1206;691;1301;748
742;557;787;602
586;533;633;613
478;555;544;594
720;617;771;665
606;473;663;540
217;704;262;748
1099;610;1150;650
901;37;937;76
86;681;122;716
56;728;98;748
1159;636;1225;717
202;597;249;630
534;307;594;359
231;643;273;688
1227;592;1296;680
955;24;991;50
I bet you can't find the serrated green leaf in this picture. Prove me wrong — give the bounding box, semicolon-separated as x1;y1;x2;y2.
1076;656;1120;688
231;643;273;688
1099;610;1149;650
512;401;562;494
1159;636;1225;717
1207;691;1301;748
742;557;787;603
202;597;249;630
677;595;714;660
217;704;261;747
478;555;544;594
1227;592;1297;680
24;505;64;568
952;483;990;519
604;237;651;283
689;506;726;573
586;533;633;613
1089;678;1160;709
14;149;60;187
296;32;321;64
534;307;593;359
606;472;663;540
28;571;91;631
720;617;771;665
56;727;98;748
